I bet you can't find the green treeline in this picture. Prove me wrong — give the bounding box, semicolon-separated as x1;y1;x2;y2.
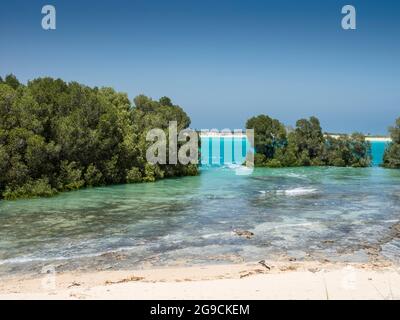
0;75;198;200
383;117;400;169
246;115;371;168
1;74;399;200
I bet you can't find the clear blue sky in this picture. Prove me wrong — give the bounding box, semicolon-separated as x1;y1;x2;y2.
1;0;399;134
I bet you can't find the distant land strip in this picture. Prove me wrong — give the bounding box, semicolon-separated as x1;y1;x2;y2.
199;131;392;142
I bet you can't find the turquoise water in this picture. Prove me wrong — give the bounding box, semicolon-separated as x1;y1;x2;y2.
202;138;388;166
200;137;250;165
371;141;389;166
1;163;400;276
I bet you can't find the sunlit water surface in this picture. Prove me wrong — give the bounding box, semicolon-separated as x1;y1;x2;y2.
1;164;400;276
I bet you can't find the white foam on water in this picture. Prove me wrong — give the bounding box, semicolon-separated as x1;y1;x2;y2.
201;232;231;239
0;245;142;266
383;220;399;223
235;166;253;176
253;221;319;234
286;173;307;179
225;164;242;170
273;222;315;229
277;187;318;196
0;253;97;266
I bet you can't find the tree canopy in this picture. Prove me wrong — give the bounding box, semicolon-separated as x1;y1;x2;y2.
383;117;400;169
245;115;287;166
246;114;371;168
0;75;198;200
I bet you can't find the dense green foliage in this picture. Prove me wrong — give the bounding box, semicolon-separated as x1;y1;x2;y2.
246;115;287;162
246;115;371;168
0;75;198;200
383;117;400;168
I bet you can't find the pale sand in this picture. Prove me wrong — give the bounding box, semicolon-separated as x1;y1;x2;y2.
1;261;400;300
200;133;392;142
365;137;392;142
327;134;391;142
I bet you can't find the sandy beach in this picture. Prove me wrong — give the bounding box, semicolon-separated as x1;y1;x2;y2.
1;261;399;300
365;137;392;142
326;134;392;142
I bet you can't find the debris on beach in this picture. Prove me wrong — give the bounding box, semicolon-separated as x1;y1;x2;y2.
362;243;381;256
279;265;298;272
100;251;128;261
239;272;252;278
258;260;271;270
208;254;245;263
105;275;144;285
389;223;400;238
233;229;254;239
239;268;267;278
69;292;89;300
67;281;82;288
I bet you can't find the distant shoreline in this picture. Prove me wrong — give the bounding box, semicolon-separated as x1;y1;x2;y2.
365;137;392;142
199;131;247;138
199;131;392;142
327;134;391;142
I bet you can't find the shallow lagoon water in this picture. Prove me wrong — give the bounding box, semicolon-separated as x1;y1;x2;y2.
1;164;400;276
371;141;389;166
